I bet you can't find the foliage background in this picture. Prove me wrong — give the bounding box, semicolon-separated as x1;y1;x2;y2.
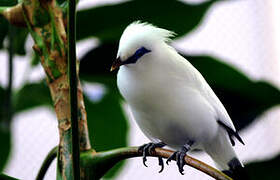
0;0;280;179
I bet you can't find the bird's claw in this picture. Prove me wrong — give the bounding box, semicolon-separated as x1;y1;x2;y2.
138;142;166;172
139;143;153;167
166;146;190;175
158;156;164;173
177;151;186;175
166;151;176;165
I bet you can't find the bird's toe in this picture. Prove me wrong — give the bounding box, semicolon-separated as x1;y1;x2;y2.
178;152;186;175
166;145;190;175
166;151;177;165
138;142;166;169
140;143;151;167
158;157;164;173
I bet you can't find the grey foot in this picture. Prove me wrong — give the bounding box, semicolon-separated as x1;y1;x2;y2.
138;142;166;173
166;145;191;175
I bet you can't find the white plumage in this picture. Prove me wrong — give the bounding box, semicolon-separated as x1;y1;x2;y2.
112;21;244;175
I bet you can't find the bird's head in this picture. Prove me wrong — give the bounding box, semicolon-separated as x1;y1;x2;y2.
111;21;175;71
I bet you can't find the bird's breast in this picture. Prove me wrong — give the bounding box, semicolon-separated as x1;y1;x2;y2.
117;63;218;147
117;64;175;108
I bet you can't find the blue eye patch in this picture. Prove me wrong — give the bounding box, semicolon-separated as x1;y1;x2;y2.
122;47;151;65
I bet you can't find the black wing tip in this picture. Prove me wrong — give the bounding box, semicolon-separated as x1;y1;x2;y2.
235;132;245;145
228;134;235;146
217;120;245;146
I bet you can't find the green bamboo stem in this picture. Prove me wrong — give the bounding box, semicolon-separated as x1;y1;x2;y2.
67;0;80;179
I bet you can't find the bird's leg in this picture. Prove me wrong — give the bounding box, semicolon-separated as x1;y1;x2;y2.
138;142;166;173
166;141;193;175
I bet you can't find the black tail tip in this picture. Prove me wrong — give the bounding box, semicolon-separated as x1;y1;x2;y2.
223;158;250;180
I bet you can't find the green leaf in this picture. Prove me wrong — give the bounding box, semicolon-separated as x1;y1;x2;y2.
0;17;9;49
0;130;11;171
245;154;280;180
14;82;52;113
80;43;280;131
0;85;5;122
80;42;118;77
12;27;29;55
0;0;17;6
84;81;128;178
76;0;217;42
0;86;11;172
0;173;19;180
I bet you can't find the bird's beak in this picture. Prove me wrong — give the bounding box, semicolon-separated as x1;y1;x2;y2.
110;57;122;72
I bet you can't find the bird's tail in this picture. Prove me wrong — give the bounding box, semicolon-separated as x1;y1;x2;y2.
204;128;249;180
222;158;250;180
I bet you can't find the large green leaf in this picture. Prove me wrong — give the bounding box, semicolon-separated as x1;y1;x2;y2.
84;80;128;178
14;82;52;113
0;86;11;172
80;43;280;131
245;154;280;180
76;0;218;42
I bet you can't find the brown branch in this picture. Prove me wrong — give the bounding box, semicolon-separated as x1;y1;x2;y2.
1;4;26;27
81;146;232;180
154;148;232;180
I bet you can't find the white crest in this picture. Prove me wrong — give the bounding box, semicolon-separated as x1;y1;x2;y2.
124;21;176;43
117;21;176;59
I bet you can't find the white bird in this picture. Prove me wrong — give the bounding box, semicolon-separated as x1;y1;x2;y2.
111;21;246;178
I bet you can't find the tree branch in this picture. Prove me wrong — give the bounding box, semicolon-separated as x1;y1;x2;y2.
36;146;58;180
80;146;232;180
1;4;26;27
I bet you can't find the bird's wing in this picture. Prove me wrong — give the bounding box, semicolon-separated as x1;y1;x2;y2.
182;59;244;146
200;80;244;146
175;55;236;132
173;53;244;145
201;81;235;129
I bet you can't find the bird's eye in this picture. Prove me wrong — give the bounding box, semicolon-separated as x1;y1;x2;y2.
122;47;151;65
134;47;151;60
